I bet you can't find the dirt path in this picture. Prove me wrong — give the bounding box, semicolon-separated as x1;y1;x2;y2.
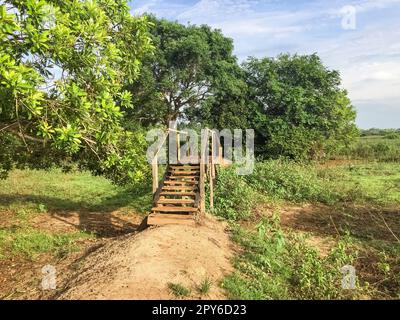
55;215;234;300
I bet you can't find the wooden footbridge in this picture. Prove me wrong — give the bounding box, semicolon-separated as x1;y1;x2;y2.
147;128;225;226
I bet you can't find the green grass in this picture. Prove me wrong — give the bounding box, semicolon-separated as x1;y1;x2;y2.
168;282;191;297
0;226;91;260
319;162;400;206
197;277;212;295
211;159;400;299
0;168;153;262
334;135;400;162
212;160;400;217
222;217;361;300
0;168;152;213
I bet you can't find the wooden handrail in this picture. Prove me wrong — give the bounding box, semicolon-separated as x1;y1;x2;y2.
152;130;169;195
199;129;208;213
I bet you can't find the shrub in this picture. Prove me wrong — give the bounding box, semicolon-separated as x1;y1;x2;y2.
212;166;259;221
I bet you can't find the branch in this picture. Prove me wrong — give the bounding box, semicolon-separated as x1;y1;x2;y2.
0;122;19;132
8;129;47;143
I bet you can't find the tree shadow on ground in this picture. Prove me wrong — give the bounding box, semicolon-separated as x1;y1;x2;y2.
280;204;400;243
0;186;152;237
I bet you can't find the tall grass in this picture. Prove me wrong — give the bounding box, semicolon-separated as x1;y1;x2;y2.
223;216;360;300
212;160;400;299
212;160;400;221
334;136;400;162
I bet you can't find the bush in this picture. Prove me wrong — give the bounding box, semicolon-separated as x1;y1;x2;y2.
212;166;259;221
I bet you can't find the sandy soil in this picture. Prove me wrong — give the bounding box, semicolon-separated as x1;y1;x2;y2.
54;215;234;300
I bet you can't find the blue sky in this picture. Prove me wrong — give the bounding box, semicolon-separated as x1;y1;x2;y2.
129;0;400;129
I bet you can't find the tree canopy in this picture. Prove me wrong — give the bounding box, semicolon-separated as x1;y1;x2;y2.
124;16;242;126
0;0;153;182
243;54;358;160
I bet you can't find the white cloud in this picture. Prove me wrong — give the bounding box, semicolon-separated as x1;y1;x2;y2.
130;0;158;16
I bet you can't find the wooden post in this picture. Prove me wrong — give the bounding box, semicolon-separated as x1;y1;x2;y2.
209;166;214;209
199;130;207;214
219;146;223;166
177;133;180;164
211;132;215;179
186;134;190;159
152;156;158;196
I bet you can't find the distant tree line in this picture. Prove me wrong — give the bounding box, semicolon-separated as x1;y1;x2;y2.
360;128;400;139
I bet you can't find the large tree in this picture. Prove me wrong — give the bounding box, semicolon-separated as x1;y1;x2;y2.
0;0;153;182
124;17;242;126
244;54;358;160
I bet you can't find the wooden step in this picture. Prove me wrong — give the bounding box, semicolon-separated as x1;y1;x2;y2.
169;170;200;177
164;180;197;185
162;186;197;190
168;176;199;180
147;213;196;226
152;206;197;213
170;165;200;170
160;191;197;196
157;199;195;204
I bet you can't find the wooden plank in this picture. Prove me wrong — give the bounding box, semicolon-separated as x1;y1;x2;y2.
157;199;195;204
168;176;199;179
147;214;196;226
152;206;197;212
170;165;200;169
160;191;197;196
162;186;197;190
150;212;194;218
169;170;200;175
164;180;197;185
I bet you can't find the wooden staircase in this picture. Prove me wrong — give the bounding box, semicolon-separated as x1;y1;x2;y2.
146;127;221;226
147;164;200;226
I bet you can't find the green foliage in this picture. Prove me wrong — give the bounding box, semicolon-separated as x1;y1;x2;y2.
168;282;191;297
360;128;400;137
244;54;358;160
334;136;400;162
0;0;153;184
214;161;400;221
244;160;330;203
212;166;259;221
223;217;360;300
125;16;242;126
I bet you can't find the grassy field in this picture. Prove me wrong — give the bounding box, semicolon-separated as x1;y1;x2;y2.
0;159;399;299
0;169;152;298
212;160;400;299
334;135;400;162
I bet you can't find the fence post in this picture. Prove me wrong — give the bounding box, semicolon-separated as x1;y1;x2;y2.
177;133;180;164
152;156;158;196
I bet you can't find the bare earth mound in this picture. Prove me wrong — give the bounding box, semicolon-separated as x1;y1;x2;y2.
56;216;234;300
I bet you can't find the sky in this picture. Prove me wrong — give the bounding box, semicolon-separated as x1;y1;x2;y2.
128;0;400;129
